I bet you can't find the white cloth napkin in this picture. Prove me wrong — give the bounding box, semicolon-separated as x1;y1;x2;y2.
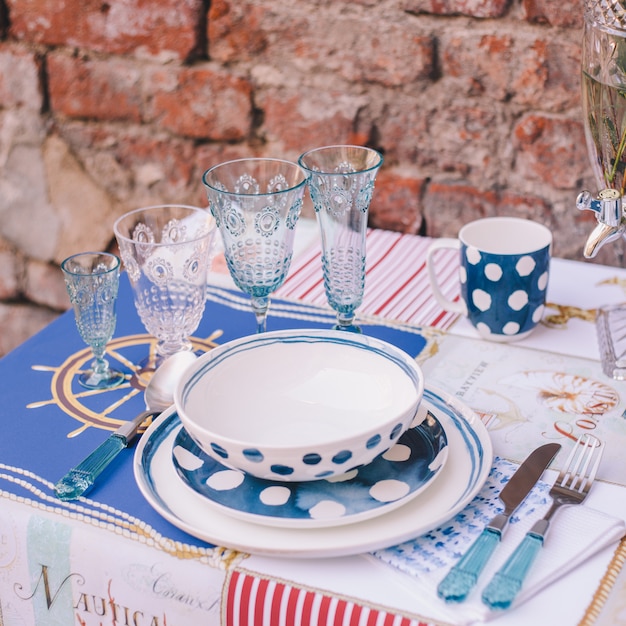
370;458;626;625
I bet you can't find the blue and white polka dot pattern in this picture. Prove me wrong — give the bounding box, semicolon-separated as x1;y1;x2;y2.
176;330;425;482
172;407;448;529
202;417;408;480
460;243;550;340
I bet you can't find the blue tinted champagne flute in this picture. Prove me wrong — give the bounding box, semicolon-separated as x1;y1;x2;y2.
61;252;125;389
298;145;383;332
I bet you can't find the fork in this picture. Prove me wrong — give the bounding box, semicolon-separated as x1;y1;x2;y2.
481;433;604;610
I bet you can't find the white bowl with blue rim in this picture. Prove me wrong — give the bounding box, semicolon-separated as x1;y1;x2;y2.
174;329;425;482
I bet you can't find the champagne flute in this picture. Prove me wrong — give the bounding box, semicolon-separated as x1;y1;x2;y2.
202;158;308;333
298;145;383;331
61;251;125;389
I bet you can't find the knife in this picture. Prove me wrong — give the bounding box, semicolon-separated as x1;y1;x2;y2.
437;442;561;603
54;409;160;501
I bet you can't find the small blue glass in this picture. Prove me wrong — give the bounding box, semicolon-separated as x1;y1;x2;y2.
61;251;125;389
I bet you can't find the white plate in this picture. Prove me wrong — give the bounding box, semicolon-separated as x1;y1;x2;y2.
171;405;448;529
134;387;492;558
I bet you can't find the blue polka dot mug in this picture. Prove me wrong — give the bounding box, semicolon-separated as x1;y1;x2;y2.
426;217;552;342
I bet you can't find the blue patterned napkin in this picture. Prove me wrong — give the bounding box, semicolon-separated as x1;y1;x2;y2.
370;458;625;624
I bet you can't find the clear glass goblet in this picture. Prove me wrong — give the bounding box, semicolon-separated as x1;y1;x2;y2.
61;251;125;389
113;205;216;369
298;145;383;332
202;158;308;333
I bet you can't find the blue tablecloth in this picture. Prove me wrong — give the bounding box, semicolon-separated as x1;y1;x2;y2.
0;275;430;551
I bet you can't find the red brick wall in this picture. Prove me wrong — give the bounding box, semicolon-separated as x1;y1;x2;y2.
0;0;617;353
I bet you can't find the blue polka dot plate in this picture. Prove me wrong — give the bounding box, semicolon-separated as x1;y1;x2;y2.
134;387;492;557
171;402;448;529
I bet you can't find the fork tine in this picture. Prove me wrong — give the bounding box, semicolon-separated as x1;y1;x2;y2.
581;435;603;491
562;434;603;492
558;436;582;487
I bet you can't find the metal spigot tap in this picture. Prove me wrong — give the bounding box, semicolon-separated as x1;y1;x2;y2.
576;188;625;258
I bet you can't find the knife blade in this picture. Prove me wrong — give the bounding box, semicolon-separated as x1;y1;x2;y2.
54;409;161;501
437;442;561;603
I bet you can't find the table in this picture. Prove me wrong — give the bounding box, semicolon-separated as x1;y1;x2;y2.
1;224;626;626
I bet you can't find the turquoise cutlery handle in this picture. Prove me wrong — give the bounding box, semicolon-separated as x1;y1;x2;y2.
481;532;544;610
437;527;501;602
54;434;126;501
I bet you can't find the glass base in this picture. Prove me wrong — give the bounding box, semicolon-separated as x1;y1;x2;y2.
78;368;125;390
332;307;362;333
596;304;626;380
332;323;362;333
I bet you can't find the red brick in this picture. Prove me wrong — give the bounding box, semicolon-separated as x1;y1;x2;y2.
258;89;362;154
318;23;434;87
211;3;435;88
354;29;434;87
48;53;142;122
442;34;513;100
513;114;588;189
441;33;580;110
369;171;426;234
494;190;553;223
48;56;253;140
196;143;260;178
0;237;21;300
403;0;509;19
522;0;583;27
7;0;203;60
512;39;581;111
374;96;430;164
145;65;253;140
423;182;554;237
208;0;268;62
292;19;435;88
0;43;42;110
423;182;498;237
427;104;501;178
60;122;199;204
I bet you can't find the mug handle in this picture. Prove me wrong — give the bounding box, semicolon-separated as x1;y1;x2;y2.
426;238;467;315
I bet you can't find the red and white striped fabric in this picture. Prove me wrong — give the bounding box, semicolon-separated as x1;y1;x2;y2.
225;570;436;626
275;229;461;330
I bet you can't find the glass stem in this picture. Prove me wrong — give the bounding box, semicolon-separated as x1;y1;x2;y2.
336;312;355;328
91;355;110;377
251;296;269;333
332;310;362;333
156;339;193;359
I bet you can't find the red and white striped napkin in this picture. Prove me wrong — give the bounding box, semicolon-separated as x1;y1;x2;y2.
275;228;461;330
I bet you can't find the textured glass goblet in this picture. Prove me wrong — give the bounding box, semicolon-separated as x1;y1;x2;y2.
61;251;125;389
298;145;383;331
113;205;216;367
203;158;308;333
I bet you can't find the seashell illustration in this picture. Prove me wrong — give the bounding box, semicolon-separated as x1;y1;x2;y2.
500;371;619;415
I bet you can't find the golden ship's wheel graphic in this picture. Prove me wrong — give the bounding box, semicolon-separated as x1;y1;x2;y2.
27;331;223;437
